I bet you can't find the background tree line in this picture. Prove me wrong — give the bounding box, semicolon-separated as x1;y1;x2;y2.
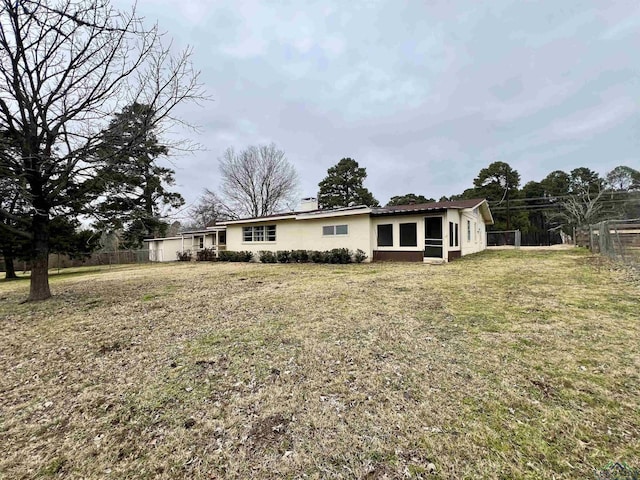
442;162;640;243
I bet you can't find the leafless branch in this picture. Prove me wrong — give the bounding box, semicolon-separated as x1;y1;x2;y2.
219;143;299;218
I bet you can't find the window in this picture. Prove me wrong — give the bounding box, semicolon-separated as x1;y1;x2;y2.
449;222;459;247
242;225;276;242
323;224;348;236
199;236;204;249
467;220;471;242
399;223;417;247
377;224;393;246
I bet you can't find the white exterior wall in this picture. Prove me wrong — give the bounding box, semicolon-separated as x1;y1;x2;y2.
460;208;488;256
226;213;373;260
221;204;491;263
148;231;225;262
149;238;184;262
371;208;489;261
370;214;428;253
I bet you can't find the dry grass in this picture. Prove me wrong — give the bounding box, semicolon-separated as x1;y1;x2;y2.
0;249;638;479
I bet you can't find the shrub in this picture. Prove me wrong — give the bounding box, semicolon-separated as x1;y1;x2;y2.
354;249;367;263
310;250;327;263
238;251;254;262
217;251;231;262
259;250;277;263
196;248;217;262
218;250;254;262
329;248;352;264
177;250;192;261
290;249;309;263
276;250;291;263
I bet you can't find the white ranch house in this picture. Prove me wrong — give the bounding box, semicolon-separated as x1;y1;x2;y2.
146;198;494;263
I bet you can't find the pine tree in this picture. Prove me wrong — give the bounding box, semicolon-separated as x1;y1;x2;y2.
318;158;379;209
95;103;184;248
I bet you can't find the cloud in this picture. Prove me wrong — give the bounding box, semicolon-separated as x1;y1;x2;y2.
483;81;575;122
601;12;640;40
119;0;640;209
552;100;637;137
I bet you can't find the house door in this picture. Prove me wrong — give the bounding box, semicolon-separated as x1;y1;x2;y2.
424;217;443;258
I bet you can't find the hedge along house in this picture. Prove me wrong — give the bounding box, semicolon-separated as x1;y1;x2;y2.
145;226;226;262
219;198;493;263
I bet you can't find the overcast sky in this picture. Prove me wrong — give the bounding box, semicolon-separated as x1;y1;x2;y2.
124;0;639;213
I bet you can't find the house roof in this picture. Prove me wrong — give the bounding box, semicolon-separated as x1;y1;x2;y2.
142;226;225;242
372;198;494;224
373;198;485;214
219;205;371;225
216;198;494;226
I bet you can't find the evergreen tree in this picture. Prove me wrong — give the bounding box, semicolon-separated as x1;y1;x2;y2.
472;161;528;230
540;170;571;198
569;167;602;196
95;103;184;248
318;158;379;208
386;194;435;206
606;166;640;192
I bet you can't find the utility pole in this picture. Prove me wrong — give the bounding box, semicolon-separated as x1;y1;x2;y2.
506;175;511;230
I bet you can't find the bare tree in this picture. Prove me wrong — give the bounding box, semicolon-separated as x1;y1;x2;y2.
0;0;204;300
219;143;299;218
548;185;608;228
184;189;236;230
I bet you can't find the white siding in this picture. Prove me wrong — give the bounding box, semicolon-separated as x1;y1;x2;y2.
226;213;373;260
370;215;427;253
460;208;487;256
149;238;184;262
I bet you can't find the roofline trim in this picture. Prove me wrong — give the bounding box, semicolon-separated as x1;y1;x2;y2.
219;205;371;225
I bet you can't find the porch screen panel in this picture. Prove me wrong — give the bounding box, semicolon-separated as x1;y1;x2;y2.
426;218;442;239
399;223;417;247
377;224;393;246
425;217;443;258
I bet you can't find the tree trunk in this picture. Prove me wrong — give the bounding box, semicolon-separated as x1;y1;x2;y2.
2;246;18;280
28;215;51;301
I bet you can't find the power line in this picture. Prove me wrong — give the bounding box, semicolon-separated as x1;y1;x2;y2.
487;190;638;204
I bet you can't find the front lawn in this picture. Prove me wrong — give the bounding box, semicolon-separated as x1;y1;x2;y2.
0;250;638;479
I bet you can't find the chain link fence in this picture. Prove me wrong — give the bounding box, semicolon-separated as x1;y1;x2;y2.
584;219;640;267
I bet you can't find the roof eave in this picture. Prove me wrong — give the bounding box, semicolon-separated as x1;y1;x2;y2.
220;206;371;225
